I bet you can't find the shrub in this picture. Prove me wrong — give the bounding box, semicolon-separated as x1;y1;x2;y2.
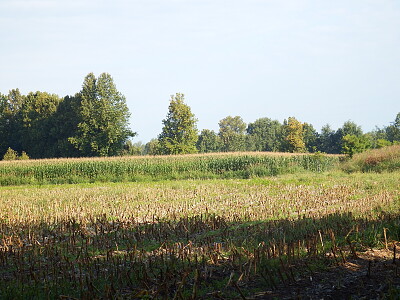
3;148;18;161
19;151;30;160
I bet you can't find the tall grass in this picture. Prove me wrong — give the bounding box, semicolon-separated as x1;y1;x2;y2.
0;152;340;186
342;144;400;173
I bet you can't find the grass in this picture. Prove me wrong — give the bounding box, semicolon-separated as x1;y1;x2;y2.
0;152;340;186
342;144;400;173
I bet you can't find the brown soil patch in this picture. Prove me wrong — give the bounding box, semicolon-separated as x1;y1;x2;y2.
250;246;400;299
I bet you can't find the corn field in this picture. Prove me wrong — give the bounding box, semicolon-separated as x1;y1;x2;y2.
0;152;340;186
0;167;399;298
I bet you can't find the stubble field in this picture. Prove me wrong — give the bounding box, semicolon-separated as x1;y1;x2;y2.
0;151;399;299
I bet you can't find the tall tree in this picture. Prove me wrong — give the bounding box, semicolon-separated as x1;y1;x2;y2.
303;122;319;152
196;129;221;153
339;120;363;137
69;73;134;156
19;91;62;158
47;95;82;157
318;124;336;153
342;134;371;157
218;116;246;152
246;118;283;152
283;117;306;152
0;89;25;155
144;139;160;155
386;112;400;142
158;93;198;154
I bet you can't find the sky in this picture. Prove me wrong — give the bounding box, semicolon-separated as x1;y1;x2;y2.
1;0;399;143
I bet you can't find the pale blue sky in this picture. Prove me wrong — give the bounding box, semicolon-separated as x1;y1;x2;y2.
1;0;399;142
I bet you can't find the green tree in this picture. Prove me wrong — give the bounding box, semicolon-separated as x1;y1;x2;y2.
47;95;82;157
144;139;160;155
0;89;25;155
18;91;62;158
303;123;319;152
218;116;246;152
282;117;306;152
342;134;371;157
386;112;400;142
246;118;283;152
69;73;134;156
122;140;145;156
158;93;198;154
196;129;221;153
339;120;363;137
3;147;18;160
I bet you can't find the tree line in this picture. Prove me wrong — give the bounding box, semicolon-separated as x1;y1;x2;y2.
1;74;399;159
140;93;399;157
0;73;134;159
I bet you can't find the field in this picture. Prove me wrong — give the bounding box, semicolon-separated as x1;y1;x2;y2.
0;150;400;299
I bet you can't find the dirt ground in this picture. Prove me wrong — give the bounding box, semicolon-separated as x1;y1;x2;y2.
249;246;400;300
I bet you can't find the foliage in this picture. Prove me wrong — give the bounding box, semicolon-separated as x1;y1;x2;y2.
158;93;198;154
68;73;135;156
303;122;319;152
246;118;283;151
283;117;306;152
2;147;18;161
341;134;371;157
121;140;145;156
196;129;221;153
19;151;30;160
144;139;160;155
386;112;400;142
342;144;400;173
218;116;247;152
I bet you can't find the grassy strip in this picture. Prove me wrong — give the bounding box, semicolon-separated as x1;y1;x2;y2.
342;144;400;173
0;152;339;186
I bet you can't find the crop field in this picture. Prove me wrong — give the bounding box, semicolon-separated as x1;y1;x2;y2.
0;152;339;186
0;150;399;299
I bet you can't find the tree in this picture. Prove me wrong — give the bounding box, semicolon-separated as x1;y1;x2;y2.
144;139;160;155
158;93;198;154
342;134;371;157
47;95;82;158
386;112;400;142
196;129;221;153
318;124;335;153
3;147;18;160
18;91;62;158
246;118;283;152
218;116;246;152
303;123;319;152
0;89;25;155
69;73;134;156
339;120;363;137
122;140;145;156
282;117;305;152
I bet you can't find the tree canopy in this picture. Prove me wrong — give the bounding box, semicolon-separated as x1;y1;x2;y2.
158;93;198;155
69;73;134;156
1;76;399;159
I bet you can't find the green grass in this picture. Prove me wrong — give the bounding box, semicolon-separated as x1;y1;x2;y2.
342;144;400;173
0;152;340;186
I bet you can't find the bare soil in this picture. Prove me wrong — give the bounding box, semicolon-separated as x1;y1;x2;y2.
250;246;400;300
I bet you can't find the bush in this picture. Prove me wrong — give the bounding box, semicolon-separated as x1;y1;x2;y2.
18;151;30;160
3;148;18;161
